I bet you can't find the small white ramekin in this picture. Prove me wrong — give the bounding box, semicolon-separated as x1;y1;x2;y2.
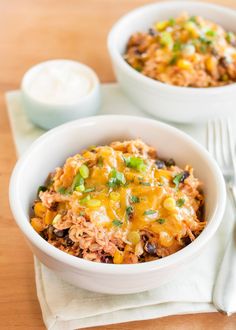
9;115;226;294
108;1;236;123
21;59;101;130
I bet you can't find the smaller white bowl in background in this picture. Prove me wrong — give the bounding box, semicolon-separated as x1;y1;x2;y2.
108;1;236;124
21;59;101;130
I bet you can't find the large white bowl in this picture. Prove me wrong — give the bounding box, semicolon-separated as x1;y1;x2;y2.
108;1;236;123
9;115;226;294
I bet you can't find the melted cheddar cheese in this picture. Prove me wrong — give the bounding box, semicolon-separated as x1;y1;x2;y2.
31;139;205;264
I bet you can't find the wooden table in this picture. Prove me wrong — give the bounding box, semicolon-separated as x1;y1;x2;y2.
1;0;236;329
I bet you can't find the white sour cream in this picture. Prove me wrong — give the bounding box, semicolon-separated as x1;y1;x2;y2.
25;60;93;105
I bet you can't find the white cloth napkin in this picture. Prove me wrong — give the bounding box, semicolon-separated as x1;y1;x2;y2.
5;84;235;330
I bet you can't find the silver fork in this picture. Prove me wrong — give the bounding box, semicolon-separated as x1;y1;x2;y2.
207;118;236;315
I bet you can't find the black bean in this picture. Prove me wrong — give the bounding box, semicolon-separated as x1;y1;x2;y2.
141;234;149;243
165;158;175;167
145;242;157;256
101;255;113;264
219;57;229;68
211;48;219;57
134;48;142;55
155;160;166;169
65;237;74;246
180;170;190;183
54;229;67;238
148;28;157;36
50;202;58;211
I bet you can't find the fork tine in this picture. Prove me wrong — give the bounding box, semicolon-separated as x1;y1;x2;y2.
226;119;236;174
214;118;224;168
220;118;229;168
207;120;215;157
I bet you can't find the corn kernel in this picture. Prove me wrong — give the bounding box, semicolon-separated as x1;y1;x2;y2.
52;214;62;225
109;191;120;202
163;197;176;211
183;21;199;38
34;202;47;218
124;244;133;252
127;231;141;245
155;20;169;31
86;199;101;208
31;217;44;232
113;250;124;264
44;210;56;225
159;231;173;247
205;56;217;73
177;59;192;70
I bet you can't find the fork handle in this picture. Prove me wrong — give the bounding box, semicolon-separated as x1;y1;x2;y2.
229;184;236;209
213;185;236;315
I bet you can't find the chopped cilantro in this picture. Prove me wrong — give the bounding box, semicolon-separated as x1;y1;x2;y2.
169;55;178;65
176;198;185;207
189;16;197;23
140;182;151;186
156;218;165;224
173;172;185;189
173;41;182;52
144;209;157;216
112;219;123;227
130;195;140;203
37;185;47;195
97;156;103;168
126;205;134;217
108;169;126;188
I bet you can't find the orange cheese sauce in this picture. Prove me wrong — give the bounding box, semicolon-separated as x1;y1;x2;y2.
31;140;205;264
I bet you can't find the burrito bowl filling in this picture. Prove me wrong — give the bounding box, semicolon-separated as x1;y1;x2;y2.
30;139;205;264
124;13;236;87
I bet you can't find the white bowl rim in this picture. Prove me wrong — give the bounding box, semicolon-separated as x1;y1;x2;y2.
107;0;236;95
21;59;100;109
9;115;226;274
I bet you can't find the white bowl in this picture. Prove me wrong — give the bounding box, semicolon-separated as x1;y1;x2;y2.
108;1;236;123
9;115;226;294
21;60;101;130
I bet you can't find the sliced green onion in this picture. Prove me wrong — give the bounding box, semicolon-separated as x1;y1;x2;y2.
57;187;68;195
206;30;216;37
79;164;89;179
80;195;91;204
71;173;84;191
160;31;173;48
84;187;95;193
87;199;101;207
169;17;175;26
75;184;85;192
124;156;147;172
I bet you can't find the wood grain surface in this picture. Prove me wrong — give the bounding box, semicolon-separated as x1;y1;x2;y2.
1;0;236;329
